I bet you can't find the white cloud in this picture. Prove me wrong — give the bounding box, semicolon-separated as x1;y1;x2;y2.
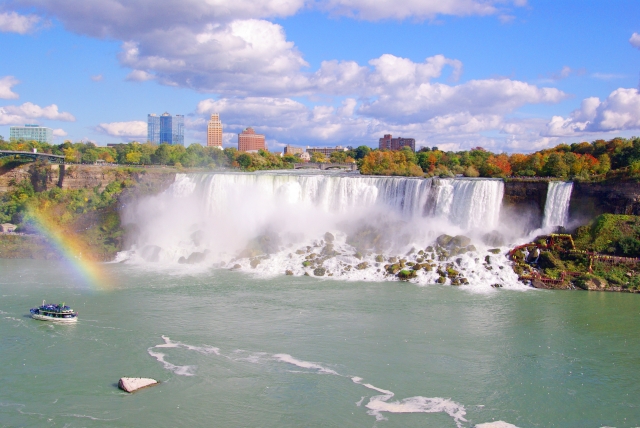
91;74;103;82
630;32;640;49
0;11;40;34
544;88;640;137
126;70;155;82
117;19;308;95
13;0;304;38
544;66;586;81
194;94;561;152
96;121;147;139
316;0;526;21
52;128;68;137
358;76;566;123
0;76;19;99
0;102;75;125
591;72;626;80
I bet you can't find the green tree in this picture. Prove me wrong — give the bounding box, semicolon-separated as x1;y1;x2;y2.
543;153;570;178
310;152;327;163
329;151;348;163
237;153;252;168
352;146;371;160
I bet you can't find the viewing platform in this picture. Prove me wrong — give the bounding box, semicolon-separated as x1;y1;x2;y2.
293;162;358;171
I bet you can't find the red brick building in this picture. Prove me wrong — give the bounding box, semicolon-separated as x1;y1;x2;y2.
378;134;416;152
238;127;266;152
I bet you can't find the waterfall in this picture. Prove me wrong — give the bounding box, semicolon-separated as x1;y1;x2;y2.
121;172;522;289
542;181;573;229
432;179;504;230
160;173;504;228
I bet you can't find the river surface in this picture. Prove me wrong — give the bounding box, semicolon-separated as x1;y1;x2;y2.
1;259;639;427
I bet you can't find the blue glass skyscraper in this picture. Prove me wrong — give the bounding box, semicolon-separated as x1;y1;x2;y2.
147;114;160;143
147;112;184;145
172;115;184;146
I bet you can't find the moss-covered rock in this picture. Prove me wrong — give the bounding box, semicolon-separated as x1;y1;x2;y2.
386;263;401;274
397;269;417;280
436;234;453;247
313;267;326;276
574;273;607;290
356;262;369;270
537;251;565;271
452;235;471;248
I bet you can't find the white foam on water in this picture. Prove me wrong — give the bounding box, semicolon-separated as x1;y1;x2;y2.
147;336;493;426
61;413;121;421
366;396;467;426
147;349;195;376
156;335;220;355
474;422;520;428
273;354;339;375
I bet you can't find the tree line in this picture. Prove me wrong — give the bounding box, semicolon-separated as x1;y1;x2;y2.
2;137;640;179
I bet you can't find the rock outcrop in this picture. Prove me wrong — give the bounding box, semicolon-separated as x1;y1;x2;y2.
118;377;158;393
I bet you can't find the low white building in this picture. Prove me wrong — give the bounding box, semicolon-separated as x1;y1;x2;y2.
1;223;17;233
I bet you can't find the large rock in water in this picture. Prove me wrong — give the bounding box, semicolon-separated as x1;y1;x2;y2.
118;377;158;393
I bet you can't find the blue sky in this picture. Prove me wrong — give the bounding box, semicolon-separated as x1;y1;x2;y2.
0;0;639;152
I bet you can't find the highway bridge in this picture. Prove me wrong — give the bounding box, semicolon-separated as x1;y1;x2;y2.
293;162;358;171
0;150;64;163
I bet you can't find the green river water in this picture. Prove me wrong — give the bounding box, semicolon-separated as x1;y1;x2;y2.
1;259;639;427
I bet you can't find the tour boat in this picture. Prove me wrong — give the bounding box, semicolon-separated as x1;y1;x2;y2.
30;300;78;323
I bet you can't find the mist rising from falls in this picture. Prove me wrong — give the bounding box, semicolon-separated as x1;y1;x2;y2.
542;181;573;230
121;172;524;289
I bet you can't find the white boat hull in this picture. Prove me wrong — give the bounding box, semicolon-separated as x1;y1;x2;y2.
31;313;78;323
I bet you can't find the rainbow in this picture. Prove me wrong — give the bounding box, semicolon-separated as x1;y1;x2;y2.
27;209;113;291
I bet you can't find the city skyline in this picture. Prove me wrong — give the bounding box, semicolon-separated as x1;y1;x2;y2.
0;2;639;152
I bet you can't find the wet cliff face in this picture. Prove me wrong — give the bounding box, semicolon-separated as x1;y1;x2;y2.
570;182;640;220
502;181;548;233
503;179;640;231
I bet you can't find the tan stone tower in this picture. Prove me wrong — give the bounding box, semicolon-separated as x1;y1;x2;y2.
207;113;223;148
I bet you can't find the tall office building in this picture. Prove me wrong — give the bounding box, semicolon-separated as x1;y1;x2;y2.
172;114;184;146
207;114;223;148
378;134;415;152
147;112;184;145
147;114;160;144
10;124;53;144
238;127;266;152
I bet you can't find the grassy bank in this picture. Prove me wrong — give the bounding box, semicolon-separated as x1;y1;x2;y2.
511;214;640;292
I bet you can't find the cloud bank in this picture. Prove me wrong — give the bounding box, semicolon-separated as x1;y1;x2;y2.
96;121;147;139
0;76;19;99
0;102;75;125
0;11;40;34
